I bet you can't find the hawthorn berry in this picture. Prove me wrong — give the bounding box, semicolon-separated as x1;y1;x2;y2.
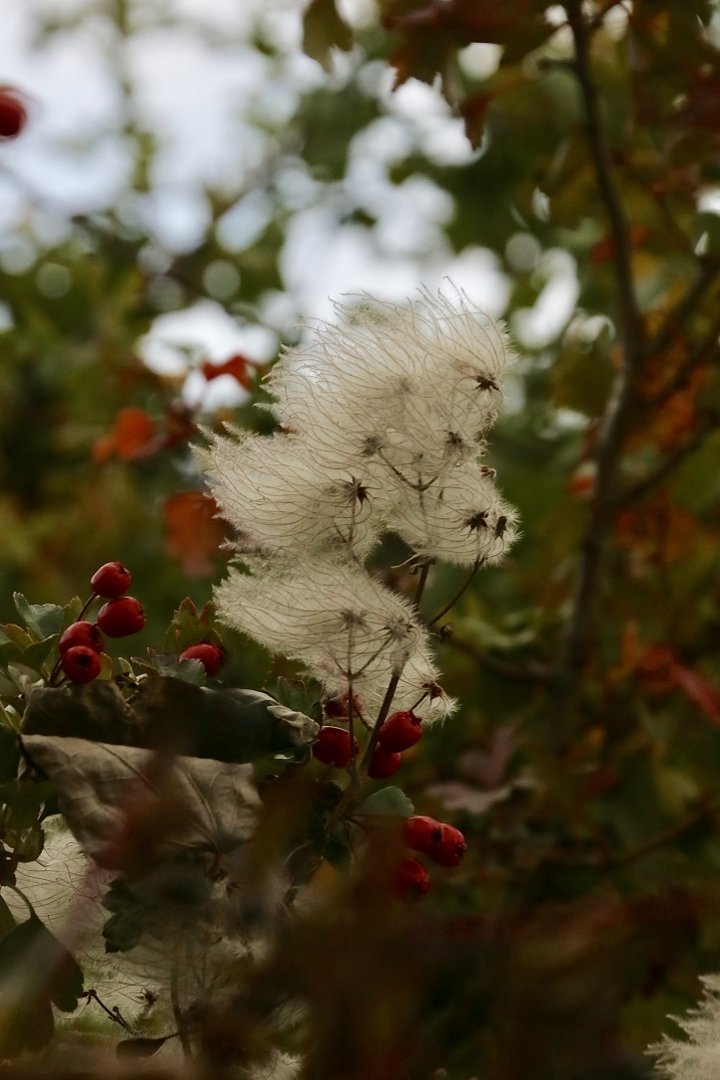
377;710;423;752
312;726;359;768
404;816;466;867
61;645;102;684
367;746;402;779
97;596;145;637
59;620;104;655
0;91;26;138
179;643;224;677
394;858;430;899
431;823;467;868
90;561;132;599
404;815;443;853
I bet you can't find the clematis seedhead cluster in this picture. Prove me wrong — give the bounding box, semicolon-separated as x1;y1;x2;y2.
204;287;519;722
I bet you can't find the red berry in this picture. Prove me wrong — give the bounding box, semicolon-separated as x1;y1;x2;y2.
59;620;104;655
90;561;132;599
0;92;27;139
377;710;423;752
431;823;467;868
312;726;359;768
404;815;443;853
403;816;466;867
394;858;430;899
61;645;102;684
97;596;145;637
367;746;402;779
179;643;224;676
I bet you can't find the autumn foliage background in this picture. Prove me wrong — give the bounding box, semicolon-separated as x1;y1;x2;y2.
2;0;720;1076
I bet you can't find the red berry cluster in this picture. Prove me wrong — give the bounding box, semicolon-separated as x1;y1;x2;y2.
368;710;423;779
58;562;145;685
311;705;424;776
394;815;467;899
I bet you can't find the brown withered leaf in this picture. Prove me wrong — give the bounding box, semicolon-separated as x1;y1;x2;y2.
22;735;260;871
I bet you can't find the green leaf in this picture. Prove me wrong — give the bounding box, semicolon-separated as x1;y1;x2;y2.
358;786;414;818
302;0;353;71
22;734;261;870
133;649;207;685
0;916;83;1056
13;594;65;640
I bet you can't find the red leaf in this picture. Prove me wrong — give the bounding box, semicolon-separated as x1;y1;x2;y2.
675;666;720;726
92;408;157;464
163;492;229;577
200;354;258;389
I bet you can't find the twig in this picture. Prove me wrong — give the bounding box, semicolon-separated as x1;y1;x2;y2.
646;259;720;362
605;796;720;871
444;634;555;684
555;2;644;733
649;313;720;408
619;409;720;504
426;560;481;628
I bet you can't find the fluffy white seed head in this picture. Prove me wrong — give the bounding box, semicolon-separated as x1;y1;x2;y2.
215;558;431;707
380;459;521;567
204;429;380;559
265;286;514;472
651;975;720;1079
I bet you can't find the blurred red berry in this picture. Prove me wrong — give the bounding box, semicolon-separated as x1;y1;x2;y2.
368;746;402;779
404;815;443;852
403;816;466;867
394;858;430;899
97;596;145;637
431;823;467;867
61;645;101;684
312;726;359;768
377;710;423;752
0;91;26;138
179;642;224;676
59;620;104;655
90;561;132;599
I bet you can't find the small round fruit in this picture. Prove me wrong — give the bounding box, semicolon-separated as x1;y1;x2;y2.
97;596;145;637
59;620;104;655
180;643;224;677
312;726;359;768
367;746;402;779
0;91;26;138
61;645;102;684
403;815;443;853
431;823;467;868
377;710;423;752
90;561;132;599
394;858;430;899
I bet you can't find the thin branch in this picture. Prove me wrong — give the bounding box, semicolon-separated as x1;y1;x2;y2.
604;795;720;871
646;259;720;361
650;313;720;408
426;560;481;628
555;2;644;732
444;634;556;685
619;409;720;505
